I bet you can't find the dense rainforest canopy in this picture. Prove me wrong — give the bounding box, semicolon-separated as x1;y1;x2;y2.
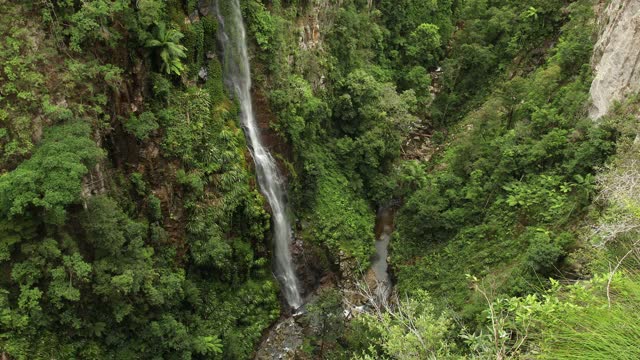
1;0;639;359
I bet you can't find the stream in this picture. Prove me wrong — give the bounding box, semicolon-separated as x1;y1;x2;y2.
372;206;394;299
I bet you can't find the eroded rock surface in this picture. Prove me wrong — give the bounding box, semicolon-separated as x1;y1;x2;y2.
255;317;304;360
589;0;640;119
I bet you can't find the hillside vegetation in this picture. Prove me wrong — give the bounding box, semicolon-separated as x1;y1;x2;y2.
1;0;639;359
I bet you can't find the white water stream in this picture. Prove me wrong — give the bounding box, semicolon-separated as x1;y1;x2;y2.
216;0;302;309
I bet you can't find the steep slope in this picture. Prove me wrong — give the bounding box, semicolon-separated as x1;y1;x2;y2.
589;0;640;118
0;2;281;358
4;0;640;359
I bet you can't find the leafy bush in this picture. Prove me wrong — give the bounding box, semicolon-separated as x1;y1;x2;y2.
354;290;455;359
243;0;278;52
0;121;103;224
391;0;613;316
522;228;566;274
125;111;159;140
308;164;375;267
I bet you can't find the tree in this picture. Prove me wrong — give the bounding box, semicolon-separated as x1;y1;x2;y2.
0;121;103;224
353;285;454;360
407;23;441;67
305;289;345;358
332;69;417;202
145;22;187;75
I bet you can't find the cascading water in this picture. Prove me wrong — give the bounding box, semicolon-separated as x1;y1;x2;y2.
216;0;302;309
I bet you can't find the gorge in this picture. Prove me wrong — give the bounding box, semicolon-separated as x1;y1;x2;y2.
1;0;640;359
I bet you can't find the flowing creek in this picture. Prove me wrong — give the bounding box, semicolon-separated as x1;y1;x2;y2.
216;0;302;309
372;207;394;299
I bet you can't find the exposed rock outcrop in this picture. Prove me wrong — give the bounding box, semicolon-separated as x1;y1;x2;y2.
589;0;640;119
297;0;342;51
255;317;304;360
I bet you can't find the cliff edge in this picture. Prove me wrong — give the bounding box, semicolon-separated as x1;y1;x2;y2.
589;0;640;119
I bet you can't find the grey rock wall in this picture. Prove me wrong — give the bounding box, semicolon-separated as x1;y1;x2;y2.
589;0;640;119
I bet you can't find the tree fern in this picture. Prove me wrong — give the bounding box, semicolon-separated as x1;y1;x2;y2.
145;22;187;75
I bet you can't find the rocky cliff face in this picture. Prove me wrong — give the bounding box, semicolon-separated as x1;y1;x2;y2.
589;0;640;119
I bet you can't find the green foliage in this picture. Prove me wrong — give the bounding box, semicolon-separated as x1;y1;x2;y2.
159;86;242;173
150;72;172;100
302;289;346;358
537;275;640;359
522;228;571;275
395;179;467;245
181;14;218;79
551;1;595;73
0;3;119;169
124;111;159;140
0;2;280;358
392;0;613;318
269;75;329;150
244;0;278;52
305;156;375;267
206;58;226;104
406;23;441;67
135;0;167;28
401;65;432;101
147;194;162;221
376;0;453;98
354;290;455;360
430;0;568;123
193;335;223;356
504;175;573;223
0;9;48;166
326;4;386;76
3;0;634;358
332;69;417;203
378;0;454;56
465;273;640;359
60;0;128;52
0;121;103;224
145;22;188;75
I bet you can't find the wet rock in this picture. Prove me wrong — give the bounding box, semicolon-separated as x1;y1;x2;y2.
291;236;334;298
188;10;200;24
198;67;208;80
255;317;304;360
198;0;213;17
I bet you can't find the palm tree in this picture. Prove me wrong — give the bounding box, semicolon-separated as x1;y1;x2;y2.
145;22;187;75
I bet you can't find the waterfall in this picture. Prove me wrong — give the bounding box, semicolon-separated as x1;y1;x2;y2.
216;0;302;309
